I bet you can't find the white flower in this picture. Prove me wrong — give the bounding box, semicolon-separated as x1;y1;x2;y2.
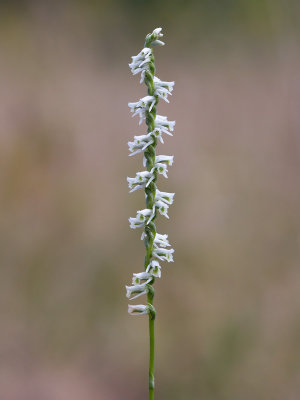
146;260;162;278
155;115;176;135
130;47;152;66
126;283;148;300
127;171;155;192
128;304;149;315
140;128;172;148
128;96;156;125
154;233;170;248
153;27;163;37
129;208;155;229
129;47;152;76
154;87;171;103
128;96;156;114
155;189;175;205
141;230;171;250
143;154;174;168
155;200;169;219
153;247;174;263
150;128;165;144
154;76;174;103
128;133;154;156
155;155;174;165
132;272;152;285
154;76;174;92
151;162;169;178
152;40;165;46
150;28;165;46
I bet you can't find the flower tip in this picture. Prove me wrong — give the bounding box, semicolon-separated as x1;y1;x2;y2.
125;286;131;298
153;27;162;35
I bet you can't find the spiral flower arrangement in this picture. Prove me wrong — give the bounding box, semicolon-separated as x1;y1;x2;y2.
126;28;175;399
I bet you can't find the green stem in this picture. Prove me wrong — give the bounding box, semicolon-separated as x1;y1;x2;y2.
148;292;155;400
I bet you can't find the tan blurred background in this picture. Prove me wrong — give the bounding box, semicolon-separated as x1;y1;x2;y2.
0;1;300;399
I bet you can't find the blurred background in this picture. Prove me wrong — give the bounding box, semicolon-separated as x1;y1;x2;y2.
0;1;300;399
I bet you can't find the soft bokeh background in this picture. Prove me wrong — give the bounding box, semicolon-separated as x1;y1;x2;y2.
1;1;300;399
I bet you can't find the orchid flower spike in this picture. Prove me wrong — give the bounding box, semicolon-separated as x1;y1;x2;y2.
125;27;175;400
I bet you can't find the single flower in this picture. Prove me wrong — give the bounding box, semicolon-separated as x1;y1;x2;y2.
153;247;174;262
128;304;149;315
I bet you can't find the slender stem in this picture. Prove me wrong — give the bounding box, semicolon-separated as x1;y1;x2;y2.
148;292;155;400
